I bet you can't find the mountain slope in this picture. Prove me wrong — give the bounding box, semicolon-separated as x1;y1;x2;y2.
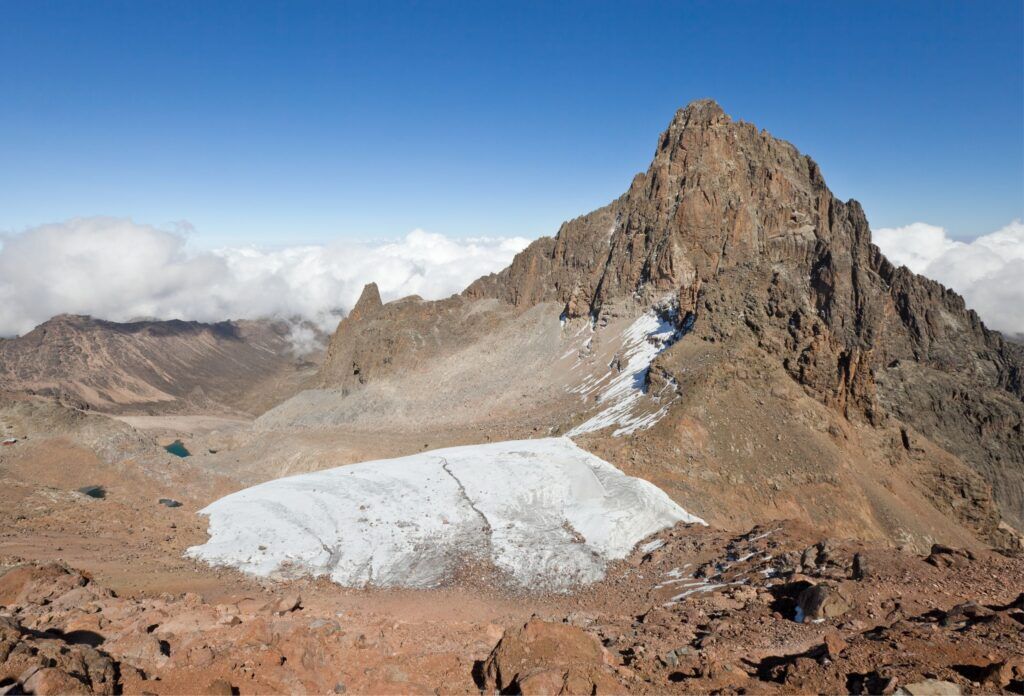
0;314;323;415
290;100;1023;551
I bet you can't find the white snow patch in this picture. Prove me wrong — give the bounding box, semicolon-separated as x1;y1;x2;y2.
187;438;703;591
639;539;666;554
664;581;744;604
566;311;683;438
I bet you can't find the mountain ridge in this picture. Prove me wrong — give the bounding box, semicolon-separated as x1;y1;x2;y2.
0;314;324;415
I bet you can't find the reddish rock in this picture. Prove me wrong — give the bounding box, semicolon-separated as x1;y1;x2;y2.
982;656;1024;688
22;666;91;695
0;563;89;607
483;620;624;694
796;583;850;621
206;678;235;695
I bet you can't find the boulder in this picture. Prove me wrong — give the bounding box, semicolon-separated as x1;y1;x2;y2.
0;563;90;607
482;620;624;694
982;656;1024;688
939;601;995;629
851;552;870;580
0;615;119;695
22;666;91;695
273;593;302;615
206;678;235;695
899;679;961;696
105;633;168;667
796;584;849;621
821;631;848;658
925;544;974;569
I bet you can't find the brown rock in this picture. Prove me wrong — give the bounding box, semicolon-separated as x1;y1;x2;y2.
940;601;995;629
796;583;850;621
706;660;749;685
822;631;848;658
105;633;167;667
900;679;961;696
273;593;302;615
22;666;91;695
926;544;975;569
482;620;624;694
0;563;89;606
517;668;567;695
205;678;235;695
982;656;1024;688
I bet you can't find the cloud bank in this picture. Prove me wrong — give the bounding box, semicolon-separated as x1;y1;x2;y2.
2;216;1020;343
873;220;1024;336
0;217;531;339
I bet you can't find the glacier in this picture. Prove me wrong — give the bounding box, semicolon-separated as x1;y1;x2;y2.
187;437;703;591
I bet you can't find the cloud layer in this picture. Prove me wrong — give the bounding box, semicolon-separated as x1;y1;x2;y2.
0;217;530;339
873;220;1024;336
1;216;1021;343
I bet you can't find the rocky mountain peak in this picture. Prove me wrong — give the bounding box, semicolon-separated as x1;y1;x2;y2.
664;97;730;132
466;98;856;322
323;100;1024;543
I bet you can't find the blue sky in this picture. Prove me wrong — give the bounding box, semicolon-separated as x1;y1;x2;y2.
1;0;1021;246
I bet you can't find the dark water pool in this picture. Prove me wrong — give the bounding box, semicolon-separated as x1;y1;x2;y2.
164;440;191;457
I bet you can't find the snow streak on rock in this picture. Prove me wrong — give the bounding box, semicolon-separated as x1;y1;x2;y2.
188;438;703;591
567;310;684;437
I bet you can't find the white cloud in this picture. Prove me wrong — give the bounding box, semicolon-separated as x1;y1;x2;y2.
0;217;531;339
4;216;1019;345
873;220;1024;336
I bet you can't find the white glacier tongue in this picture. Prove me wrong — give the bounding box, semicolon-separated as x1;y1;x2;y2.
187;438;704;591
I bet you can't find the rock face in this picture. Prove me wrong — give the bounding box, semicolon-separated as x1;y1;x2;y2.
318;292;512;393
318;100;1024;547
0;314;324;414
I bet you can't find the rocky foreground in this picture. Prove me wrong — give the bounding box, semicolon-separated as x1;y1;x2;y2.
1;521;1021;695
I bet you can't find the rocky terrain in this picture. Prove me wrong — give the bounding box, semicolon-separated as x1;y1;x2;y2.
0;315;323;415
0;99;1022;694
1;522;1021;694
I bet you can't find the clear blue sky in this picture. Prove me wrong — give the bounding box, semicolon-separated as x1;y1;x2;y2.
1;0;1021;246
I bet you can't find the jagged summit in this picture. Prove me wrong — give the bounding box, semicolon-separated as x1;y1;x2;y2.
667;97;730;127
350;282;383;320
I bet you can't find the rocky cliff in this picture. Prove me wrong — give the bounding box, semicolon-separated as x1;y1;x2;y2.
319;100;1024;548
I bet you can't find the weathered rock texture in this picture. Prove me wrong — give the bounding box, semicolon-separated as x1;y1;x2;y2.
482;619;625;694
319;100;1024;546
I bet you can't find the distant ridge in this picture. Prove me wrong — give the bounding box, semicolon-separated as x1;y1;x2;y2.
0;314;324;415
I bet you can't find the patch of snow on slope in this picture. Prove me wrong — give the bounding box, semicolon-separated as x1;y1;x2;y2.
187;438;704;591
567;310;685;437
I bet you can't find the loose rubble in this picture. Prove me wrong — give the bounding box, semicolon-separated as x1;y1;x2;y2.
2;521;1022;694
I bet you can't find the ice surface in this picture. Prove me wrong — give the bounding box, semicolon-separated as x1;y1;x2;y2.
188;438;704;591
